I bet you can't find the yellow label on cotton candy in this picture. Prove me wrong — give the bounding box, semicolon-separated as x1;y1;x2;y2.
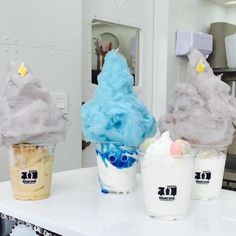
18;63;28;77
196;59;205;73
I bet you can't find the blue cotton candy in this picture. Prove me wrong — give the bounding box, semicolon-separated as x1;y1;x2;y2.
82;50;157;147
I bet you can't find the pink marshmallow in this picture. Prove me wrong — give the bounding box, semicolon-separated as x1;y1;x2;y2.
170;142;183;157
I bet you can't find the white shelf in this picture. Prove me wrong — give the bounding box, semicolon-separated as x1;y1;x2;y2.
1;167;236;236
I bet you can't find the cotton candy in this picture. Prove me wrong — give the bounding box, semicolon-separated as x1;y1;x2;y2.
0;62;68;146
82;50;157;147
159;49;236;146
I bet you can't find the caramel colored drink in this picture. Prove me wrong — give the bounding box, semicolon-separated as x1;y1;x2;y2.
9;144;54;200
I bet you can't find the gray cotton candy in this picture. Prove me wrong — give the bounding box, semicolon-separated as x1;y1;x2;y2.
0;62;68;146
159;49;236;146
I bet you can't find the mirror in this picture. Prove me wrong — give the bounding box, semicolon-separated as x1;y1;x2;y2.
91;19;140;86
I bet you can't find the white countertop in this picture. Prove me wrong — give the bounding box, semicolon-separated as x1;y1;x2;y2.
0;167;236;236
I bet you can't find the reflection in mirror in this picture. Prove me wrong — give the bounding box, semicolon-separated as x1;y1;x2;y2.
91;19;140;86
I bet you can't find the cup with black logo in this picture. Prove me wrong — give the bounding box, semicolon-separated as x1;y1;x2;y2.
141;153;194;220
96;142;138;194
9;144;55;200
191;146;227;200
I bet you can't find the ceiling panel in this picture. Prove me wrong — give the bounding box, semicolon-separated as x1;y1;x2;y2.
206;0;236;7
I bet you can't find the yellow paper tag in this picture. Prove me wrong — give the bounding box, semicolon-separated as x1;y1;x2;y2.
196;59;205;73
18;63;28;77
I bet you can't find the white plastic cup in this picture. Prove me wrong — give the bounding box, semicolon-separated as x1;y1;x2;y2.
96;142;138;194
9;144;55;200
141;153;194;220
191;146;227;200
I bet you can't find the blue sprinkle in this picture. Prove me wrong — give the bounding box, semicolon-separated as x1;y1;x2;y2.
101;188;109;194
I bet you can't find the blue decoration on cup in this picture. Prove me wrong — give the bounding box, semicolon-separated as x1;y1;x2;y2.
98;175;109;194
101;188;109;194
96;143;138;169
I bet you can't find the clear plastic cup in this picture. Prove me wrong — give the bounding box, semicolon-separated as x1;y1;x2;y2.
191;146;227;200
96;142;138;194
9;144;55;200
141;153;194;220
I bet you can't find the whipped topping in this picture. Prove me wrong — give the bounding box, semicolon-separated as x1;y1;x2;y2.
146;131;191;157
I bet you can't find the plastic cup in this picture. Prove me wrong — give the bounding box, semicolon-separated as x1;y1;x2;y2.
96;142;138;194
191;146;227;200
141;153;194;220
9;144;55;200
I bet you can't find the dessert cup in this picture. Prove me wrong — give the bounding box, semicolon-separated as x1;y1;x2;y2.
141;153;194;220
191;145;227;200
9;144;55;200
96;142;138;194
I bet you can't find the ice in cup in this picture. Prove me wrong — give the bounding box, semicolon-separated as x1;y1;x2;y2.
96;142;138;194
191;146;227;200
9;144;54;200
141;132;193;220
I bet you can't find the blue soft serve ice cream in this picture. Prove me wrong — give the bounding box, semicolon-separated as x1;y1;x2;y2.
82;50;157;147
